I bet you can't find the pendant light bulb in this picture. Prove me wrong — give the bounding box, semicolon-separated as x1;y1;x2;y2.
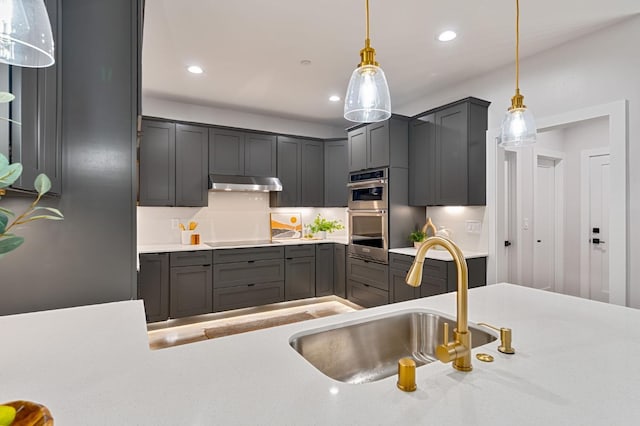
0;0;55;68
344;0;391;123
499;0;535;147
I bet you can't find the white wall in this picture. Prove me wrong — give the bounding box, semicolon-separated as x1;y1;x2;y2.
142;96;347;139
137;191;347;245
425;206;487;252
395;16;640;308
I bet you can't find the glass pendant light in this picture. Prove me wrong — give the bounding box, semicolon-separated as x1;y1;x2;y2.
500;0;535;147
344;0;391;123
0;0;55;68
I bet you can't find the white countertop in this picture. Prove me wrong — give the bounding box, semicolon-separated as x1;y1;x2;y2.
138;236;348;254
2;284;640;425
389;246;488;260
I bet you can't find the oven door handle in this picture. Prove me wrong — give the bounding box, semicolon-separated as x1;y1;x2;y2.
347;180;387;188
348;209;387;215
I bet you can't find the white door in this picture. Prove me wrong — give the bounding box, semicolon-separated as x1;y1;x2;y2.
588;154;610;302
533;158;556;291
504;151;518;283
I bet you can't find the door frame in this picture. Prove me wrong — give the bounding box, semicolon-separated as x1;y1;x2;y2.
580;147;610;299
488;99;628;306
533;149;565;294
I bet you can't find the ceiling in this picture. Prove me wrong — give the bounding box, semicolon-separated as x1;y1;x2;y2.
142;0;640;128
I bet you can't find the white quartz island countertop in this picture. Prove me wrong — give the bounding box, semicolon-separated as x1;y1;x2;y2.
2;284;640;425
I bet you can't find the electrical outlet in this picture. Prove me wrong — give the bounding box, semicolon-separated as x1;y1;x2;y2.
523;218;529;231
171;219;180;229
465;220;482;234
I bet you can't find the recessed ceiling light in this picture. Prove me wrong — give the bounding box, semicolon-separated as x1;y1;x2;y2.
187;65;203;74
300;59;312;66
329;95;340;102
437;30;457;42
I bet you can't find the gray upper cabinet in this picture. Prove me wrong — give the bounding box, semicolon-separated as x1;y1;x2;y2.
176;124;208;207
324;139;348;207
347;116;409;172
139;120;176;206
139;119;208;207
209;128;276;177
270;136;323;207
9;0;62;194
348;127;367;172
409;97;490;206
245;133;277;177
409;113;436;206
209;128;244;175
301;140;324;207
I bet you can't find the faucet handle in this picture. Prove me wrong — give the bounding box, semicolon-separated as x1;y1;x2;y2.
477;322;515;355
442;322;449;346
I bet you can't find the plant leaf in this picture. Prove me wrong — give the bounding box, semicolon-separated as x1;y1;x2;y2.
0;235;24;254
33;206;64;217
0;91;15;103
16;215;64;224
34;174;51;196
0;153;8;169
0;212;7;233
0;206;14;216
0;163;22;188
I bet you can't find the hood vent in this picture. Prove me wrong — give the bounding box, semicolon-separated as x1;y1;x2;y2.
208;175;283;192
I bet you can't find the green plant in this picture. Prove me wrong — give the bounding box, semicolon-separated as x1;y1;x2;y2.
0;153;63;257
308;214;344;234
409;230;426;243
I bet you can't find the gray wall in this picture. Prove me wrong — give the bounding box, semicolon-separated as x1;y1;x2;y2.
0;0;137;315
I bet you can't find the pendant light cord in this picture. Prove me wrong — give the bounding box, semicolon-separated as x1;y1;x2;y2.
515;0;520;91
365;0;370;41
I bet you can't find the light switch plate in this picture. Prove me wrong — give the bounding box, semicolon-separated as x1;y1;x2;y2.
465;220;482;234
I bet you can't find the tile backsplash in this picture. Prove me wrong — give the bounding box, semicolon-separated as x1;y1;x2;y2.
424;206;487;251
137;192;348;245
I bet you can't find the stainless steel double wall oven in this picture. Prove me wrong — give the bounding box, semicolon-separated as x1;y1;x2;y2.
348;168;389;264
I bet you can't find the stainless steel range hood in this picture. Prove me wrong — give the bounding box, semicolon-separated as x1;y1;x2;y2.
208;175;283;192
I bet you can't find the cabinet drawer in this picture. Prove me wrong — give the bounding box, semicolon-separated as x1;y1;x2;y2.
347;258;389;291
170;250;212;267
347;280;389;308
213;246;284;263
213;281;285;312
285;244;316;258
389;253;414;272
423;259;447;279
214;259;285;288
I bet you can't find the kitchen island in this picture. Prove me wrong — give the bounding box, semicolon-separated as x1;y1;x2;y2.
2;283;639;425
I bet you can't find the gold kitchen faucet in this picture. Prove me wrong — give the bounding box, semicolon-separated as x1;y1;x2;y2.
406;236;473;372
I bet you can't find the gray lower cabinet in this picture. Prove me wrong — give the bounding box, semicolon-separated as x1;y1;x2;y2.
346;257;389;307
139;119;208;207
409;97;490;206
169;251;213;318
170;264;213;318
213;247;285;312
284;245;316;301
270;136;324;207
324;139;348;207
138;253;170;322
315;244;334;297
333;244;346;298
389;253;487;303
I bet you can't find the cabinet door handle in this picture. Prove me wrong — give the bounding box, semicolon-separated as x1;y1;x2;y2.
247;283;255;287
248;260;255;263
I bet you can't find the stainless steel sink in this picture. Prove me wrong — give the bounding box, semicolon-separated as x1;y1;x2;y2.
289;309;497;384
